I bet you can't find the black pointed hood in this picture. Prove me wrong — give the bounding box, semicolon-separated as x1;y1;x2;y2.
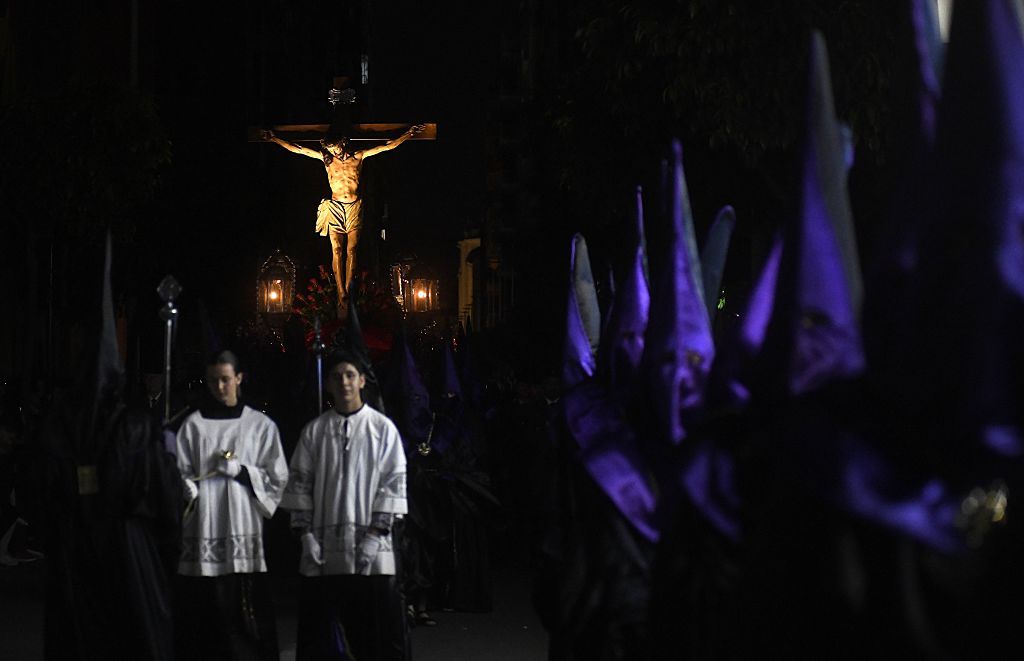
70;230;125;460
343;291;385;413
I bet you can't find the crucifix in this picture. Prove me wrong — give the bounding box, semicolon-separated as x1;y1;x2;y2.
250;76;436;313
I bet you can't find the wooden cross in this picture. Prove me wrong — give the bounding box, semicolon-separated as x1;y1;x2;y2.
248;76;435;314
248;74;436;143
247;122;436;143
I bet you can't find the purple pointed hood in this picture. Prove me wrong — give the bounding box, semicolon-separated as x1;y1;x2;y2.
562;234;601;389
910;0;943;147
930;0;1024;236
456;333;485;413
343;298;368;366
710;234;783;408
437;339;463;409
700;205;736;324
600;186;650;395
763;32;865;397
387;330;432;451
806;32;863;318
912;0;1024;457
862;0;945;372
563;218;660;541
771;30;971;553
641;141;714;445
429;339;465;456
813;0;1024;555
563;378;660;542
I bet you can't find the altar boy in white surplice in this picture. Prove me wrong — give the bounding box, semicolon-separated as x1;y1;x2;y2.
174;349;289;660
283;349;408;661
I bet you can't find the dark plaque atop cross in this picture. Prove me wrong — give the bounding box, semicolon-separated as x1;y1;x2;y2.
248;76;436;144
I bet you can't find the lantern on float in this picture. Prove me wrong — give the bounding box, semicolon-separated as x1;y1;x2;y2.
257;250;296;322
407;264;440;313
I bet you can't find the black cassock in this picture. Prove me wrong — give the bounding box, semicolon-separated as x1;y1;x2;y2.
41;401;182;661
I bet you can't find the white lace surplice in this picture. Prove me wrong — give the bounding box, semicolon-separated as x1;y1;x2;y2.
282;406;407;576
176;407;289;576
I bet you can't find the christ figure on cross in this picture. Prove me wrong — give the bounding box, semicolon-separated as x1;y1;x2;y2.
263;124;426;308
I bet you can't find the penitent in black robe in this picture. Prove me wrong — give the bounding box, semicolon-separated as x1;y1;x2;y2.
41;402;182;661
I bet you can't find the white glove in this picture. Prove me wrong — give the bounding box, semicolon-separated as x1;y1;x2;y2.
216;456;241;478
182;478;199;503
355;533;383;575
301;532;325;566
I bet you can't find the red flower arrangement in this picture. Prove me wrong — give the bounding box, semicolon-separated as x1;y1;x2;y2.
292;265;402;357
292;265;342;347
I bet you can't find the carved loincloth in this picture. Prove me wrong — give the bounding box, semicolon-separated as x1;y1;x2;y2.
315;198;363;236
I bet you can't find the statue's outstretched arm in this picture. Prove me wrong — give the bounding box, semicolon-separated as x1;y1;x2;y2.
360;124;426;160
262;130;322;160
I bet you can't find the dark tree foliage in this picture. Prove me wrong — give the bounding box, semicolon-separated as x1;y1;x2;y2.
0;82;172;372
0;81;171;245
536;0;899;253
579;0;894;160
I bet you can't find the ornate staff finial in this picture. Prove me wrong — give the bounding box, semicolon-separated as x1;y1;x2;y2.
157;275;182;424
312;315;326;413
